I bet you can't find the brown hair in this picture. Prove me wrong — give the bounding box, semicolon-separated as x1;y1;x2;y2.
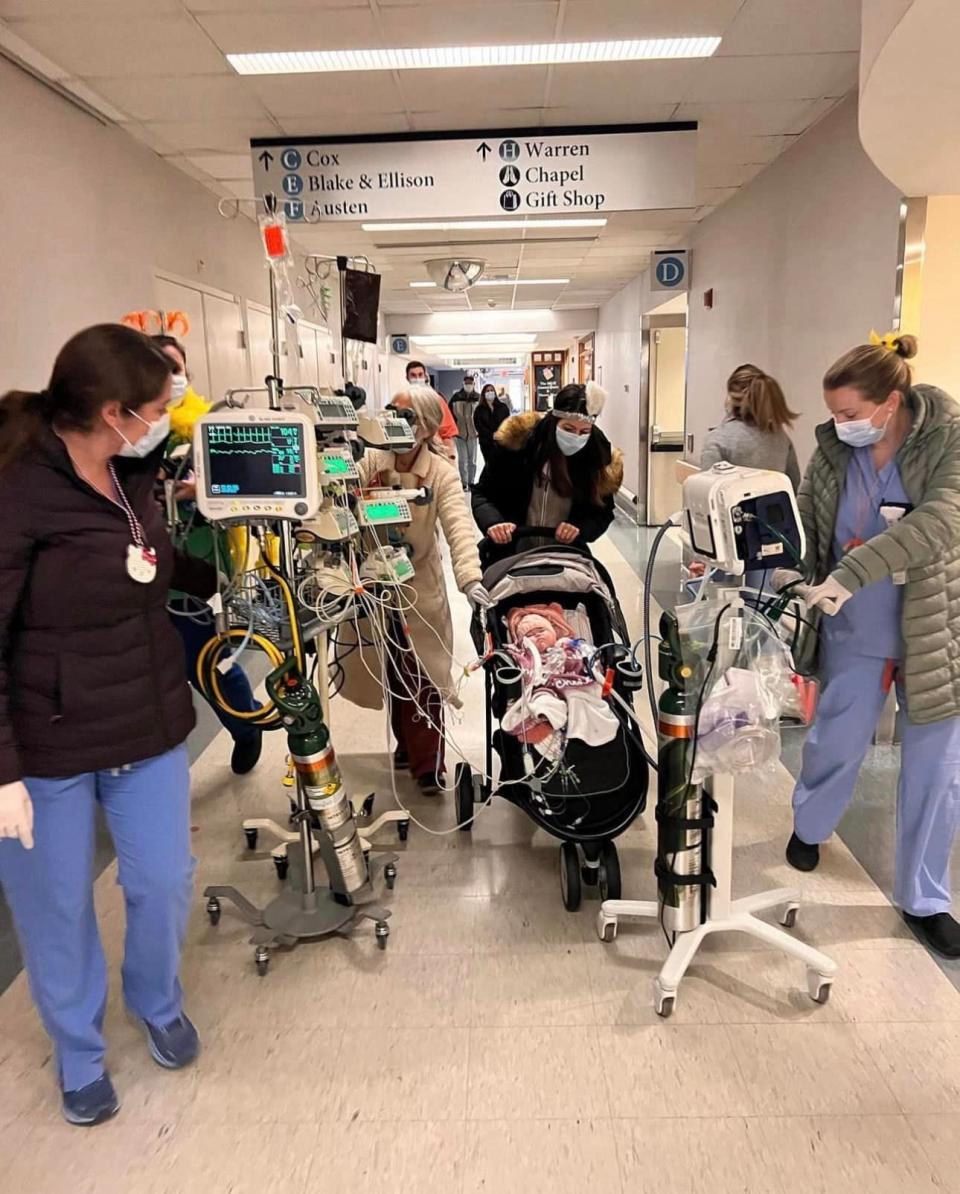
823;334;918;405
0;324;173;473
152;333;187;369
727;364;798;433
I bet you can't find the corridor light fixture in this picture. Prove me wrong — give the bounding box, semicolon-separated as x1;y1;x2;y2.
411;333;537;345
411;278;570;288
228;38;721;75
363;218;607;232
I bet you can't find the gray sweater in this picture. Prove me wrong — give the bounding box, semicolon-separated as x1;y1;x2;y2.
699;416;801;491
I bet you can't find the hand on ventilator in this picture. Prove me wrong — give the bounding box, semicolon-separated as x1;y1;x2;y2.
464;581;492;608
0;781;34;850
803;576;853;616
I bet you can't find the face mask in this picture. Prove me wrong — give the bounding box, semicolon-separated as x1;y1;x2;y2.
483;392;495;403
556;427;589;456
834;406;891;448
408;374;426;385
114;410;171;458
170;374;188;401
463;383;475;393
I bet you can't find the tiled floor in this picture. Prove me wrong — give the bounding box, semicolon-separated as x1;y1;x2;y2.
1;534;958;1193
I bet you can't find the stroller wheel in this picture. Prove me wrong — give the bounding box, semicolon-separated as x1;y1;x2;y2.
597;841;622;902
560;842;582;912
455;763;474;832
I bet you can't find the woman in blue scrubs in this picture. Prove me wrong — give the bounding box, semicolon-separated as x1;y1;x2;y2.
784;333;960;958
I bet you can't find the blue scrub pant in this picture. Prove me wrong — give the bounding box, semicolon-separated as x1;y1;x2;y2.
793;649;960;916
171;611;261;742
0;745;193;1092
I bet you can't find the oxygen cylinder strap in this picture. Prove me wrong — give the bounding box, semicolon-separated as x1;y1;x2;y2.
654;796;717;832
655;858;717;888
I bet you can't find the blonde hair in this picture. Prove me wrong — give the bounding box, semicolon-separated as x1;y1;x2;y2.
727;364;797;433
823;334;918;404
391;383;444;444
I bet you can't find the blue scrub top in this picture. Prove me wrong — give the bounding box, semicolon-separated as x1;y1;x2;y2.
828;447;908;659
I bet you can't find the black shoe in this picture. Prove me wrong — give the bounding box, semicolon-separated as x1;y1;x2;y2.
393;748;409;772
417;772;445;797
786;832;820;872
231;729;263;775
903;912;960;958
62;1073;120;1127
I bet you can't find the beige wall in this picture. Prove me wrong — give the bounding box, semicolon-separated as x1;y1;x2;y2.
908;195;960;399
685;96;903;467
594;273;645;497
651;326;687;436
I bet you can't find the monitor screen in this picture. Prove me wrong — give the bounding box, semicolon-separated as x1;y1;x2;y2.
203;421;307;498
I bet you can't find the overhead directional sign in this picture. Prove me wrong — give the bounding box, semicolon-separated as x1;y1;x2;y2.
250;123;697;223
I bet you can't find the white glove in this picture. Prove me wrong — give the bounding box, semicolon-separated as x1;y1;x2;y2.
0;781;33;850
805;576;853;616
464;581;492;609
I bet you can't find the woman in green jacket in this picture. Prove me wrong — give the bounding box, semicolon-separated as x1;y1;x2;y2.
783;333;960;958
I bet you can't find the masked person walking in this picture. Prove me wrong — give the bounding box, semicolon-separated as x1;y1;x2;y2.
781;333;960;958
0;325;216;1125
449;374;481;490
474;383;511;458
405;360;457;462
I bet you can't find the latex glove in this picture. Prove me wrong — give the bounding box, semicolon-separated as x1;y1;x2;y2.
555;522;580;545
487;522;516;546
0;781;33;850
805;576;853;616
464;581;492;609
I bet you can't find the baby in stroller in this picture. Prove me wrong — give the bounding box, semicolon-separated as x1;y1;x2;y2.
500;602;619;760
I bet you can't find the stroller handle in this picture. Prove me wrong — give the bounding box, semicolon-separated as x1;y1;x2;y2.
482;524;565;544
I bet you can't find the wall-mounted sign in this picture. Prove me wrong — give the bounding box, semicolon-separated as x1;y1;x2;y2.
651;249;690;294
391;335;410;355
251;123;696;224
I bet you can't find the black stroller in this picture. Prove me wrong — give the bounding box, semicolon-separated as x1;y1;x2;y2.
458;527;649;910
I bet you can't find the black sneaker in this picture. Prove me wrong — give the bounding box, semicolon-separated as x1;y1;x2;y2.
786;832;820;872
62;1073;120;1127
903;912;960;959
393;748;410;772
231;729;263;775
417;772;445;797
142;1013;201;1070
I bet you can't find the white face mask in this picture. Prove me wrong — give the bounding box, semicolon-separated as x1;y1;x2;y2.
463;383;475;393
114;410;171;458
556;427;589;456
170;374;188;401
834;405;892;448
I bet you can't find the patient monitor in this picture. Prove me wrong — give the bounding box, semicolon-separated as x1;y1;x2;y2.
682;463;804;575
193;409;320;522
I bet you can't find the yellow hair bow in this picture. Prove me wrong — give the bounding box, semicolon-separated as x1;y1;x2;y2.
869;329;900;352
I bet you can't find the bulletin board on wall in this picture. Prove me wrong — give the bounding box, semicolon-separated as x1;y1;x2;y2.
532;350;567;411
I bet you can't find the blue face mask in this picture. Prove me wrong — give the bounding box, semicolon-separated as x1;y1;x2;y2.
556;427;589;456
834;406;891;448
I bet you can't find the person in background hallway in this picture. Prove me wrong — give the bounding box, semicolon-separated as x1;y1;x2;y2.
472;381;623;557
780;333;960;958
700;363;801;491
449;373;481;489
474;382;511;457
0;325;214;1127
405;359;457;462
338;385;486;796
152;334;263;776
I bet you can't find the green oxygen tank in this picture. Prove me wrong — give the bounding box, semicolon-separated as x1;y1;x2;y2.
656;611;711;935
266;660;369;896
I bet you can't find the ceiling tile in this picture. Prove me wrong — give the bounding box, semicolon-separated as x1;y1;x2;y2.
680;52;859;104
84;74;270;121
543;103;678;126
379;3;558;46
675;97;840;136
402;66;548;111
140;117;281;153
696;132;795;166
278;112;410;136
4;15;228;76
696;161;765;189
560;0;741;39
194;9;380;54
408;108;544;132
117;120;178;155
250;72;404;118
718;0;862;56
548;60;699;107
183;152;253;179
0;0;179;13
186;0;369;8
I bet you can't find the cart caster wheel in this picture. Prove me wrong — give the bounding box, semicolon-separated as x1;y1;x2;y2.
397;819;410;842
597;914;618;943
560;842;582;912
455;762;475;832
206;896;221;927
385;862;397;890
361;793;375;818
273;855;289;882
597;841;622;902
781;903;800;929
807;971;833;1005
244;827;259;851
375;921;390;950
654;982;675;1018
581;864;599;887
254;947;270;978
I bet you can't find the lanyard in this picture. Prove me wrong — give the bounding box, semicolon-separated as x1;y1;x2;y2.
106;461;149;549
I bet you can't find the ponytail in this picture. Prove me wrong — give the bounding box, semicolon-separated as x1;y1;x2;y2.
727;364;797;433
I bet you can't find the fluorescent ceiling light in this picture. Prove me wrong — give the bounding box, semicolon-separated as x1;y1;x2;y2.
364;218;607;232
411;278;570;289
412;333;537;346
229;39;721;76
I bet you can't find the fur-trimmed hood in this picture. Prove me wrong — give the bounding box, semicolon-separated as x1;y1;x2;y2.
493;411;624;497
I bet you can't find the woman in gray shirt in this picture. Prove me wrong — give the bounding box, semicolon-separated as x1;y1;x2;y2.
700;363;801;490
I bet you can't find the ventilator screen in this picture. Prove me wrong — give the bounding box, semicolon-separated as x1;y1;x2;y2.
203;422;307;498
